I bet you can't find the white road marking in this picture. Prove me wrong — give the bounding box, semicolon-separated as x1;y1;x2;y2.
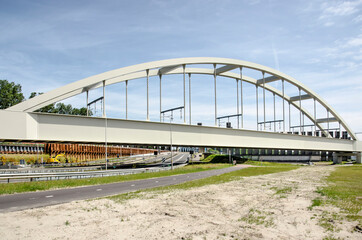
131;184;135;187
155;181;159;183
45;195;53;198
96;189;102;191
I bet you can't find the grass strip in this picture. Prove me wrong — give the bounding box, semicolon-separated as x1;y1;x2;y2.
0;164;230;195
201;154;246;164
317;165;362;224
109;163;299;202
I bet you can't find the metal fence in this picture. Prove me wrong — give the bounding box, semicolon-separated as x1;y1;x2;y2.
0;166;180;183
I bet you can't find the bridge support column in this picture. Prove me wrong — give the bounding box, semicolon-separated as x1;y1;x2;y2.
256;85;259;130
159;75;162;122
240;67;243;128
263;72;266;130
236;78;239;129
189;73;192;125
125;80;128;119
333;152;342;164
314;98;317;136
86;90;89;116
102;80;106;118
214;64;217;126
183;65;186;124
356;152;362;164
273;93;276;132
146;69;149;121
299;88;302;134
282;79;285;132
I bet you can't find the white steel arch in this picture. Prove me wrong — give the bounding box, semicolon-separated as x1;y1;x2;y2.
7;57;356;140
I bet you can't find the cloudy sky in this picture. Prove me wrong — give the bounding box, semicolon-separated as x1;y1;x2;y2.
1;0;361;135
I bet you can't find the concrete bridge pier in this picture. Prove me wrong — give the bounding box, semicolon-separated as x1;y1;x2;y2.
333;152;362;164
357;152;362;164
332;152;342;164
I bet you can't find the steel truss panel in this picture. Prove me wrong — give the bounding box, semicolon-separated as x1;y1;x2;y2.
256;75;280;85
317;117;338;123
215;64;238;74
290;94;313;101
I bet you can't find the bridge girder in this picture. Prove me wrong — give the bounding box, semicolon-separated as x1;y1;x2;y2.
1;111;361;153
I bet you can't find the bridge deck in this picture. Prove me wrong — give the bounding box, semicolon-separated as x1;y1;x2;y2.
1;111;361;153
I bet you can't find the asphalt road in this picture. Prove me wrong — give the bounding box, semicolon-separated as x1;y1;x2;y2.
164;152;189;164
0;165;250;213
109;152;189;168
152;152;189;166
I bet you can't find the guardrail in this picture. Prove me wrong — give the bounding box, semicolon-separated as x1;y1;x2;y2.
0;166;102;174
0;153;173;173
0;163;186;183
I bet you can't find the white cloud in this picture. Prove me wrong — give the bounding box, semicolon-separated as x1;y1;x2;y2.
305;58;321;64
318;0;362;26
320;0;362;18
354;14;362;22
324;21;335;26
346;34;362;47
312;32;362;71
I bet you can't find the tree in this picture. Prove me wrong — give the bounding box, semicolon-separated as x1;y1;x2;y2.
55;103;73;114
29;92;56;113
0;80;25;109
0;85;89;116
29;92;91;116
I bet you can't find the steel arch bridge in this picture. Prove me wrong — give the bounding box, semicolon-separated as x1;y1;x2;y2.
1;57;361;161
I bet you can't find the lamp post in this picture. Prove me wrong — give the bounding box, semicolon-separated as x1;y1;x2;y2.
163;114;174;170
161;106;184;170
168;114;174;170
105;117;108;171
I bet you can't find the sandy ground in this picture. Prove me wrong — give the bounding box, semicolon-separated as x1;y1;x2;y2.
1;165;361;240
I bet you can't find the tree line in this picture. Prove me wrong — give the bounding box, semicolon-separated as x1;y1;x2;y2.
0;79;90;115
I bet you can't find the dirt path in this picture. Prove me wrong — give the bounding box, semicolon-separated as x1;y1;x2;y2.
1;165;360;239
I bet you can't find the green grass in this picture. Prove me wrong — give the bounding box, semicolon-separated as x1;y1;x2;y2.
271;186;293;197
244;160;298;167
0;164;230;195
308;197;322;210
238;208;274;227
322;235;343;240
275;187;293;195
317;165;362;224
318;211;342;232
201;154;229;163
108;163;299;202
201;154;247;164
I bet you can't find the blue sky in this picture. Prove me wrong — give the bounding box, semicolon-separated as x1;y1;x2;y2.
1;0;361;135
